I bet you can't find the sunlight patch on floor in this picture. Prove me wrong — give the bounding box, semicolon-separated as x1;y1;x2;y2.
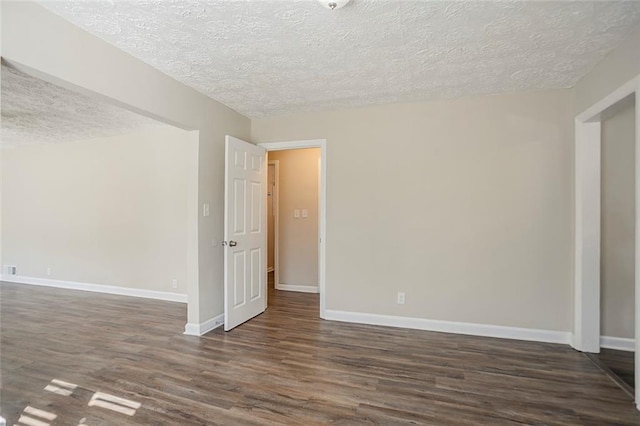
15;405;57;426
88;392;141;416
12;378;142;424
43;379;77;396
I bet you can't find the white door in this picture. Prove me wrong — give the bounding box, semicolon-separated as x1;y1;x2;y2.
224;135;267;331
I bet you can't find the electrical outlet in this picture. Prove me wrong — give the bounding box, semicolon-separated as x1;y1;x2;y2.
4;265;17;275
46;267;52;276
203;203;210;217
171;279;178;289
397;292;406;305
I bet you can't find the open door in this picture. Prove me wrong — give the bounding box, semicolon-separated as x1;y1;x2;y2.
224;135;267;331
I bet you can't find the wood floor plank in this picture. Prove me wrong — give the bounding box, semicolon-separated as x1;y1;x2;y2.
2;281;640;425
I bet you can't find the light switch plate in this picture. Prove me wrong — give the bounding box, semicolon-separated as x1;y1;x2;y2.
302;209;309;218
203;203;210;217
294;209;300;218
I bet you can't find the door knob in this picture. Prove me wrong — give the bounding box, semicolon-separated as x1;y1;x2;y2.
229;241;238;247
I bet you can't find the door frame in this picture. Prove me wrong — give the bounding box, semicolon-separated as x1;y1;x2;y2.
267;160;280;284
573;74;640;407
258;139;327;318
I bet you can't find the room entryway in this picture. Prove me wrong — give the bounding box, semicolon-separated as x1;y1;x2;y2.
587;95;636;398
260;139;327;317
267;148;321;297
223;138;327;331
574;82;638;405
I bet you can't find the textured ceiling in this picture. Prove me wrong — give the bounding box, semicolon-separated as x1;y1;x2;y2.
1;64;165;148
35;1;640;118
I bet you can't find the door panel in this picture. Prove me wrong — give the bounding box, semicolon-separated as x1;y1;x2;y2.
224;135;267;331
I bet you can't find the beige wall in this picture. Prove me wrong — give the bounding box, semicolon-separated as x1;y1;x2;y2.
2;1;251;326
1;126;197;294
601;98;636;339
253;89;574;332
269;149;320;289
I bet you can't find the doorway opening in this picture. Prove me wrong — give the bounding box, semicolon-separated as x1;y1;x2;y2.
586;95;636;398
573;75;639;408
0;61;199;332
260;140;327;317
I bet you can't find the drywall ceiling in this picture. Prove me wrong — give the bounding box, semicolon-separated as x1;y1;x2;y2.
40;1;640;118
1;64;165;148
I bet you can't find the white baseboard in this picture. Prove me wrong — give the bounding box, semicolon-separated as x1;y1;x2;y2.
1;275;187;303
275;283;319;293
601;335;635;351
184;313;224;336
323;309;571;345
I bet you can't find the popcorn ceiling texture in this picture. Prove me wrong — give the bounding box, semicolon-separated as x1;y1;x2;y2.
1;64;165;148
32;1;640;118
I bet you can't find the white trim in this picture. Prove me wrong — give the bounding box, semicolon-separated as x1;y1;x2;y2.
268;159;280;292
275;284;319;293
186;131;201;334
573;73;640;407
324;310;572;345
259;139;327;318
601;336;635;352
636;77;640;406
576;76;639;122
573;119;602;353
1;275;187;303
260;139;326;151
184;313;224;336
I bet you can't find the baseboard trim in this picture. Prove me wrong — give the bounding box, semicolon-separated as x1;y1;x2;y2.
1;275;187;303
184;313;224;336
323;309;571;345
601;336;635;351
275;284;319;293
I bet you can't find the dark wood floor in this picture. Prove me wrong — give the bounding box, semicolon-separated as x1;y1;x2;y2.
591;348;635;391
2;282;640;425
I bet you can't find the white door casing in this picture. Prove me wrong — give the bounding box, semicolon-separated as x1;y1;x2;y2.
258;139;327;317
573;75;640;409
224;135;267;331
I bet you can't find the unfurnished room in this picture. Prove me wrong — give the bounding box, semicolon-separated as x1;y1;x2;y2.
1;0;640;424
